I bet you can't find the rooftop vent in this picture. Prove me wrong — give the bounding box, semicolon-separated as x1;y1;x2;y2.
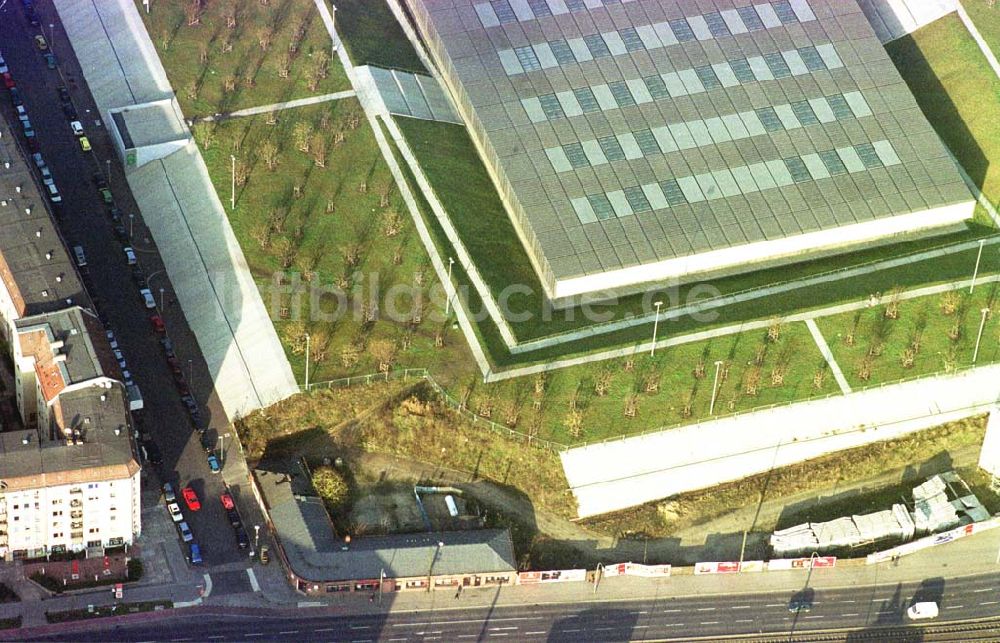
3;161;8;168
100;394;107;402
114;427;121;436
35;230;41;238
55;275;62;283
21;435;29;445
40;290;48;298
45;252;52;260
15;186;20;193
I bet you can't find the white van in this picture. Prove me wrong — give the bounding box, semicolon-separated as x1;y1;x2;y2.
73;245;87;268
45;182;61;203
906;602;939;620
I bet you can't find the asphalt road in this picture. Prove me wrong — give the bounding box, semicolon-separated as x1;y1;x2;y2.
24;571;1000;641
0;1;245;565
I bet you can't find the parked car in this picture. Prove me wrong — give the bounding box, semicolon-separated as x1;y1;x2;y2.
162;482;177;503
141;439;162;465
235;526;249;549
43;52;56;69
9;87;22;106
61;102;76;119
259;546;270;565
189;543;203;565
160;336;175;358
182;486;201;511
178;521;194;543
207;453;221;473
167;502;183;523
57;86;69;102
124;247;137;265
2;72;14;89
45;182;61;203
226;509;241;528
220;492;235;511
907;602;939;620
79;135;91;152
139;288;156;309
202;432;216;453
788;589;814;614
32;152;45;168
15;105;28;123
113;349;126;369
114;222;130;245
149;314;165;333
34;35;47;50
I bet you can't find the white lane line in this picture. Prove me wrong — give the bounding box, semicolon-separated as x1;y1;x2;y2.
981;600;999;605
278;631;298;635
804;615;825;619
562;629;580;633
246;568;260;592
490;627;518;631
974;588;994;593
735;619;753;623
315;628;337;633
526;632;546;635
765;603;784;607
700;621;720;625
634;625;649;629
731;605;750;610
350;625;371;630
945;605;965;610
696;607;716;612
664;609;683;613
839;600;856;604
397;617;540;627
843;613;859;617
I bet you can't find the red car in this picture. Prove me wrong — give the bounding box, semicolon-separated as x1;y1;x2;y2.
2;73;14;89
220;493;235;511
182;486;200;511
149;314;165;333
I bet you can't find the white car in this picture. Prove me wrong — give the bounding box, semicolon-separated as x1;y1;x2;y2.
32;152;45;168
178;521;194;543
139;288;156;309
70;120;84;137
906;602;939;620
45;182;62;203
16;105;28;123
40;166;54;186
124;247;137;265
167;502;183;523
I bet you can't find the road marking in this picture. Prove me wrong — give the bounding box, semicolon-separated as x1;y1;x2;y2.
731;605;750;610
314;628;337;633
634;625;649;629
246;568;260;592
170;639;192;642
278;631;298;635
203;573;213;598
491;627;518;631
700;621;719;625
696;607;716;612
397;618;540;627
351;626;371;630
843;613;859;617
526;632;546;635
734;619;753;623
664;609;683;613
974;588;994;593
804;615;825;619
945;605;964;610
982;600;999;605
561;629;580;633
839;600;856;604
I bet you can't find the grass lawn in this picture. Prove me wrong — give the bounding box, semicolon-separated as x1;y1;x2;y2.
887;13;1000;210
136;0;349;117
815;281;999;388
196;101;477;389
961;1;1000;73
396;117;999;353
333;0;426;73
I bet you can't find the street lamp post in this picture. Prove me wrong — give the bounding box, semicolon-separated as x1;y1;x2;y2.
159;287;165;311
331;4;339;53
219;432;231;466
710;360;724;415
973;308;991;364
426;541;444;592
106;159;111;182
129;213;135;239
254;525;260;551
230;155;236;210
378;568;386;604
304;333;311;391
48;23;55;47
649;301;663;356
444;257;455;317
187;359;193;390
593;562;604;594
970;239;986;294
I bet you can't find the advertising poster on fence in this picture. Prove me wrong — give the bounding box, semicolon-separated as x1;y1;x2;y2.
866;517;1000;564
695;562;740;574
626;563;672;577
519;569;587;584
738;560;765;573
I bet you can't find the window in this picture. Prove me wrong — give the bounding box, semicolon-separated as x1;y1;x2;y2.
855;143;883;169
619;27;645;52
826;94;853;120
819;150;847;175
563;143;590;168
514;46;542;72
598;136;626;161
737;6;765;30
574;87;601;113
784;157;812;183
52;532;63;539
790;100;819;126
798;46;826;72
695;66;722;90
565;0;586;10
538;93;565;119
624;186;652;213
642;75;669;100
608;81;636;107
764;52;792;78
87;539;101;548
526;0;551;17
587;194;616;220
326;583;351;593
660;179;688;206
491;1;517;24
584;34;611;58
756;107;784;132
773;1;799;24
549;39;576;65
729;58;756;83
704;11;731;38
633;129;661;155
52;511;63;517
669;18;696;42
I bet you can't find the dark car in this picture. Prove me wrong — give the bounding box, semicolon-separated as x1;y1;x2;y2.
114;223;130;244
788;588;814;613
235;526;249;549
57;86;70;102
141;440;162;465
226;509;241;528
9;87;22;106
160;337;175;358
201;432;215;452
61;102;77;119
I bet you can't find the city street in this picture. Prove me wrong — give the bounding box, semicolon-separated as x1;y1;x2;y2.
0;0;262;565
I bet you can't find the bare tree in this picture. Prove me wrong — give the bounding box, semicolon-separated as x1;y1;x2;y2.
260;139;279;171
234;160;250;187
223;3;237;29
223;73;237;92
313;50;331;79
257;25;273;51
311;134;327;167
369;339;396;373
278;52;291;79
186;0;202;26
293;121;313;153
184;80;198;101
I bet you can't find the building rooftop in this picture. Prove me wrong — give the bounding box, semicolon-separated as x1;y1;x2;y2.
255;466;517;582
406;0;973;300
0;119;88;318
110;98;188;149
16;307;119;402
0;382;137;491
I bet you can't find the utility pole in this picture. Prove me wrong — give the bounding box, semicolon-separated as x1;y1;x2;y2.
649;301;663;356
129;213;135;239
973;308;991;364
378;568;386;604
444;257;455;317
230;155;236;210
426;542;444;592
970;239;985;293
710;360;724;415
159;287;165;311
304;333;311;391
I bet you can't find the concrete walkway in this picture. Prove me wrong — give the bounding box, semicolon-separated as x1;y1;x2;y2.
196;90;358;122
805;319;852;394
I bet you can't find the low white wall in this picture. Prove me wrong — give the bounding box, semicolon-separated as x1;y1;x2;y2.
857;0;957;43
562;365;1000;518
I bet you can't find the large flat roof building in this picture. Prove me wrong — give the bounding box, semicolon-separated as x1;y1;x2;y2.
405;0;974;304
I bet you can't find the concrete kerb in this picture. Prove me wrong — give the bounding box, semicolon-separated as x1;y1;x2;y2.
956;3;1000;82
